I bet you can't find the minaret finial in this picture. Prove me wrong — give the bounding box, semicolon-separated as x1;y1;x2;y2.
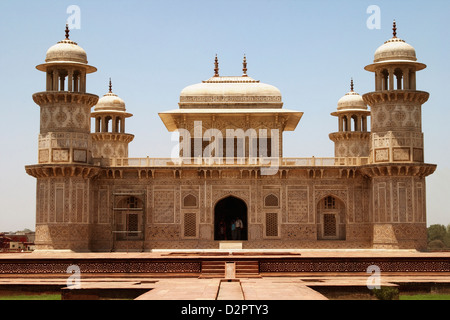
214;54;219;77
65;23;70;40
393;19;397;38
109;78;112;93
242;54;248;77
350;78;354;92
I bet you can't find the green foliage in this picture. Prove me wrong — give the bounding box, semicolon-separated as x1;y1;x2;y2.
372;286;399;300
428;224;447;241
428;239;445;249
427;224;450;250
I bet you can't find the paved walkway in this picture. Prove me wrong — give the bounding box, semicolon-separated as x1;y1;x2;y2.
135;278;328;300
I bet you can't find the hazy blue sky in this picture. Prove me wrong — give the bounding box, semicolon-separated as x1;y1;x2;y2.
0;0;449;231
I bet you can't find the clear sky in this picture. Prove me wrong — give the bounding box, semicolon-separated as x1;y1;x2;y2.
0;0;449;232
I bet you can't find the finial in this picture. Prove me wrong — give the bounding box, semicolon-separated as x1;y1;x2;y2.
242;54;248;77
65;23;70;40
350;78;354;92
214;54;219;77
109;78;112;93
392;20;397;38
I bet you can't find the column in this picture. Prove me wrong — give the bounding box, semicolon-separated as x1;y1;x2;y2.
121;117;125;133
375;71;381;91
80;70;86;93
46;72;52;91
68;69;73;92
112;116;117;133
73;74;79;92
403;68;410;90
338;116;343;132
102;117;107;133
410;71;416;90
95;117;100;132
355;115;360;132
53;70;58;91
388;68;394;90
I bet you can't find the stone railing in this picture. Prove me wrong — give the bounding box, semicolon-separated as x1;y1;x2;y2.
107;157;369;167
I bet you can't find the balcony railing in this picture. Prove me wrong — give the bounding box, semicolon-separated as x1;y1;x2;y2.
107;157;369;167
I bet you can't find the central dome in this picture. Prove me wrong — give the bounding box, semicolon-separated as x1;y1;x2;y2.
179;76;283;109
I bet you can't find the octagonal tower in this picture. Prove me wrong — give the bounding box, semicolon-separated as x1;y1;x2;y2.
329;79;371;158
26;26;100;251
362;21;436;250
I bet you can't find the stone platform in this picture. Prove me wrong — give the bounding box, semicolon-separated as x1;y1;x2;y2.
0;250;449;300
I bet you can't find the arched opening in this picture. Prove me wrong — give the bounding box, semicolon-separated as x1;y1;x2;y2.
264;194;279;207
381;69;389;90
214;196;247;241
343;115;349;132
114;196;144;240
105;116;112;133
351;115;358;132
316;195;346;240
95;117;101;133
183;194;197;207
394;68;403;90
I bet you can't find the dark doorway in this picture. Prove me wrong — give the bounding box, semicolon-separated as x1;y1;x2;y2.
214;196;248;241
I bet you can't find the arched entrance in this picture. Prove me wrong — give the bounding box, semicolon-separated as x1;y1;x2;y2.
214;196;247;241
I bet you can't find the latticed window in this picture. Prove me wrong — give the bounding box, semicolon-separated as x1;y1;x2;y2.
324;196;336;209
265;212;278;237
184;212;197;237
264;194;279;207
323;214;337;237
127;213;139;237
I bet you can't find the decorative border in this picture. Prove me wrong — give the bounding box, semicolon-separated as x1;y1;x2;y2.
1;257;449;274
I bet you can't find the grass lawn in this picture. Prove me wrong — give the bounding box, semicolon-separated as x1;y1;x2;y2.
400;294;450;300
0;293;61;300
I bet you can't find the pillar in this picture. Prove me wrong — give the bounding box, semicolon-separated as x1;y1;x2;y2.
68;70;73;92
53;70;58;91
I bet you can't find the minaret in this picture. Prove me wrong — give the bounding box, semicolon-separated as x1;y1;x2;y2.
329;79;370;158
26;25;100;251
362;21;436;250
91;79;134;164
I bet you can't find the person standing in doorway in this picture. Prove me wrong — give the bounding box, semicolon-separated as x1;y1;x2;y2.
219;219;227;240
231;219;237;240
235;217;243;240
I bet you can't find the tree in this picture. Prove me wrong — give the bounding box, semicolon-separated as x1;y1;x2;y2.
427;224;447;242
